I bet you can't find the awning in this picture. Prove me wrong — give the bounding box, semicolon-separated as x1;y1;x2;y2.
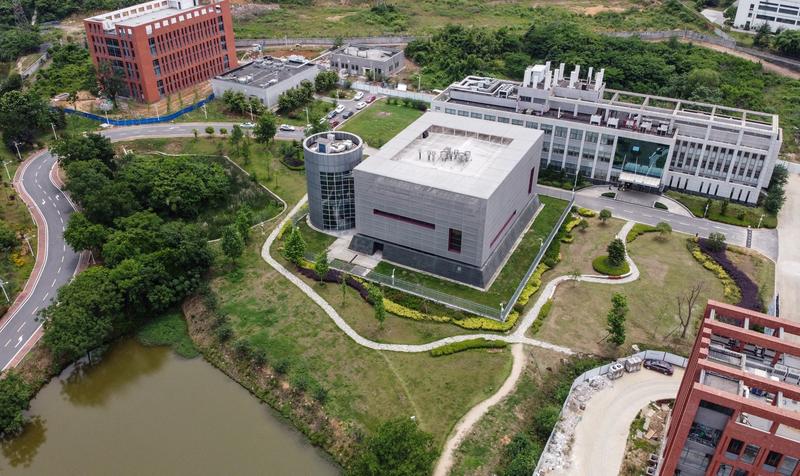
619;171;661;188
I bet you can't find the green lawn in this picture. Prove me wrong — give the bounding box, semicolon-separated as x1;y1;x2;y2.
295;220;337;256
212;238;512;446
371;196;569;308
234;0;710;39
174;99;249;123
533;228;775;357
340;101;424;148
665;190;777;228
276;99;334;127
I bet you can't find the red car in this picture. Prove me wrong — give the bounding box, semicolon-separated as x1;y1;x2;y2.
329;120;340;127
366;95;376;103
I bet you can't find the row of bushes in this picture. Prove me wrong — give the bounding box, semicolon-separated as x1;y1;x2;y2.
430;338;508;357
626;224;659;243
577;207;596;218
528;299;553;336
687;240;742;304
591;256;630;277
698;239;763;311
514;263;551;312
384;97;429;111
564;216;582;233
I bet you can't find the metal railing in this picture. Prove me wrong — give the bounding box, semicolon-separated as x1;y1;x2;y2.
533;349;688;476
62;94;215;126
500;197;574;321
351;82;435;103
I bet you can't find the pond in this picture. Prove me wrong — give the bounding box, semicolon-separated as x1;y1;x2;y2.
0;339;339;475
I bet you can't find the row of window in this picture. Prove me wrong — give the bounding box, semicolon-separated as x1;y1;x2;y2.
146;16;227;57
722;436;798;475
156;55;229;97
151;38;227;78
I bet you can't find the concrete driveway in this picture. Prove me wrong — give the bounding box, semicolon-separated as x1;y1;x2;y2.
549;368;683;476
777;173;800;322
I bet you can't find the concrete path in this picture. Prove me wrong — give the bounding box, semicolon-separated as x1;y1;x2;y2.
776;173;800;322
549;368;684;476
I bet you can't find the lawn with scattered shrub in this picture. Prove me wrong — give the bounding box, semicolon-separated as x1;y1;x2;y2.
340;99;425;148
665;191;777;228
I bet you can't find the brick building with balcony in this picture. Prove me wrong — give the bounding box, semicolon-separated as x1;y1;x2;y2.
661;301;800;476
84;0;237;103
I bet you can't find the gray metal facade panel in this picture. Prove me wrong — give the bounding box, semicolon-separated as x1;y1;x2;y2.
304;132;364;230
353;169;487;267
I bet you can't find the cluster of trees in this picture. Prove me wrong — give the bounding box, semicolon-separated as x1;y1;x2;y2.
314;70;339;93
606;292;628;347
347;418;437;476
774;30;800;58
221;207;254;263
0;89;65;150
0;27;40;62
406;19;785;112
221;90;266;118
32;43;96;99
764;163;788;214
277;80;315;113
43;133;227;361
0;0;139;28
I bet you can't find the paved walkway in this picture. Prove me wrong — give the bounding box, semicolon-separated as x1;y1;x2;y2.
549;368;684;476
776;173;800;322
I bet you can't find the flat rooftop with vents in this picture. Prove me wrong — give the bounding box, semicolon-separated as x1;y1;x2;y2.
210;56;319;107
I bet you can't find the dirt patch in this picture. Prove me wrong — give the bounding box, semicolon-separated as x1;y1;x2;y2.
231;3;279;21
376;111;392;117
326;13;355;22
582;5;627;15
619;400;672;476
264;47;326;60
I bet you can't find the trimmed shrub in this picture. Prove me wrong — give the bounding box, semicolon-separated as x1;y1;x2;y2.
514;263;550;311
592;256;630;276
698;239;762;311
577;207;596;217
654;201;668;210
529;298;553;336
626;223;658;243
688;240;742;304
560;234;574;243
430;338;507;357
601;191;616;198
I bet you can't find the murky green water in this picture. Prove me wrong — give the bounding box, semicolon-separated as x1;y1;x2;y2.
0;339;339;476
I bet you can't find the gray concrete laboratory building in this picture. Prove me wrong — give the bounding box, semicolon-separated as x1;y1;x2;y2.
349;112;543;287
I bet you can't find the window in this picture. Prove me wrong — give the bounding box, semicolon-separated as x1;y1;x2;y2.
457;110;469;117
765;451;783;470
742;444;760;464
373;209;435;230
490;210;517;247
511;118;523;126
528;167;536;194
498;116;510;123
448;229;462;253
470;112;482;119
525;121;538;129
555;126;567;138
586;132;598;143
445;108;456;115
569;129;583;140
726;439;744;458
484;114;496;121
778;456;798;476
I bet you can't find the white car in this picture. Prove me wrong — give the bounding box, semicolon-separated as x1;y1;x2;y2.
355;101;367;110
335;104;345;114
241;122;256;129
279;124;296;131
353;91;364;101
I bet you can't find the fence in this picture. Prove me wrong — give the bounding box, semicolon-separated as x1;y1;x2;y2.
351;82;436;103
62;94;215;126
533;349;688;476
20;53;48;79
236;36;419;48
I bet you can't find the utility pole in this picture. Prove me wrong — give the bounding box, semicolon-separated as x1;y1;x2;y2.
0;277;10;303
12;141;22;161
2;161;11;182
758;214;764;228
50;122;58;140
202;103;208;120
248;102;254;122
23;234;34;258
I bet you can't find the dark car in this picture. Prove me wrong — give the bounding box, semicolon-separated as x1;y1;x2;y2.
643;359;674;376
329;120;340;127
326;110;337;119
342;111;354;119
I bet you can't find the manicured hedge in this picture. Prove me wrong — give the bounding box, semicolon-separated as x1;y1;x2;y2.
430;338;507;357
626;223;658;243
514;263;550;312
654;201;668;210
591;256;630;276
564;216;582;233
698;238;763;311
687;240;742;304
577;207;596;217
601;192;616;198
529;298;553;336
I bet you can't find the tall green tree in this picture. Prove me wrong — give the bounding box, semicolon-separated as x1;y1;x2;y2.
221;225;245;262
0;372;32;437
348;418;437;476
0;89;48;148
254;112;277;146
369;286;385;327
606;238;626;267
96;60;126;106
284;226;306;264
64;212;109;252
315;250;330;281
606;293;628;347
52;133;116;168
235;206;254;243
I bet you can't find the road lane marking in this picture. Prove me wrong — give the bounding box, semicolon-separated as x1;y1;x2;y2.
57;209;60;215
61;255;64;263
14;336;22;348
42;292;48;302
51;278;56;287
57;266;61;274
62;244;65;252
3;340;9;348
16;322;25;332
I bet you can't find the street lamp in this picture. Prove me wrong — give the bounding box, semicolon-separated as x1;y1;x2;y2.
0;277;10;303
704;202;710;218
2;161;11;182
201;104;208;120
23;234;34;258
12;141;22;161
758;214;764;228
50;123;58;140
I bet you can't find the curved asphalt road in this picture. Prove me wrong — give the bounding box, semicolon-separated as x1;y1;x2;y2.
0;150;81;369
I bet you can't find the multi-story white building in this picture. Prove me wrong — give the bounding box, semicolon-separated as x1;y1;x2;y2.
432;63;782;204
734;0;800;31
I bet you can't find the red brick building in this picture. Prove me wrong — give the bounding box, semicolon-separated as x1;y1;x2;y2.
84;0;237;103
661;301;800;475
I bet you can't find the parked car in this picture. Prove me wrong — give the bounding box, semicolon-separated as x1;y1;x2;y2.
319;117;327;124
355;101;367;110
241;122;256;129
366;95;376;103
643;359;674;376
279;124;295;131
353;91;364;101
326;110;337;119
334;104;345;114
329;120;340;128
342;111;354;119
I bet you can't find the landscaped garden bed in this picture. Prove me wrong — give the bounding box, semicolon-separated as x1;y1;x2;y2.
665;190;777;228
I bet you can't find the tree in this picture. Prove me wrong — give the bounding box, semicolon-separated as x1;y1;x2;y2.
284;225;306;264
707;232;727;252
0;90;49;148
753;22;772;48
205;126;214;138
599;208;612;224
240;136;251;165
64;212;109;251
96;60;125;106
235;206;254;243
192;128;198;141
229;124;243;148
764;185;786;215
254;112;277;146
369;286;386;326
655;221;672;240
315;70;339;92
720;200;729;216
315;250;330;281
41;266;122;361
775;30;800;58
0;220;16;252
577;219;589;232
349;418;437;476
221;225;245;262
606;293;628;347
51;133;115;168
676;282;705;339
0;372;32;437
219;127;228;137
606;238;626;267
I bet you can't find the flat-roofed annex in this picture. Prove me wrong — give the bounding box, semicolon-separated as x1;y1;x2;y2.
354;112;542;199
